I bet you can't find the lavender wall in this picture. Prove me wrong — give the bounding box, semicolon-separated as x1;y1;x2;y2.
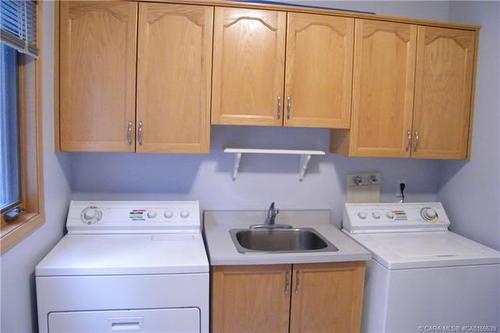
0;2;73;332
72;126;440;225
438;2;500;251
256;1;450;21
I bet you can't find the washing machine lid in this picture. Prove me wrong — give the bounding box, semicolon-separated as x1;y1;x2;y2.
35;233;209;276
350;231;500;270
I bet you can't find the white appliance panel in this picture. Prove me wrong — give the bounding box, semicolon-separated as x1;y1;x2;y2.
350;231;500;269
343;202;450;233
36;200;210;333
36;233;208;276
362;260;500;332
48;308;200;333
36;274;208;314
343;202;500;333
66;201;201;234
37;272;209;333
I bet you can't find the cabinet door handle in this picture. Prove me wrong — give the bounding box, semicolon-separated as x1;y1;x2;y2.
286;96;292;120
284;271;290;294
127;121;133;145
405;129;412;152
137;121;143;146
413;131;420;152
294;270;300;294
276;96;281;119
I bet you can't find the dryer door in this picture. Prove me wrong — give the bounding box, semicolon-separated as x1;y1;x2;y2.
48;308;200;333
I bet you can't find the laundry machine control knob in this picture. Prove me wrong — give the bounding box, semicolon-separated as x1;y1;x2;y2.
385;211;395;219
357;212;367;220
81;206;102;224
164;210;174;219
147;210;157;219
180;210;190;218
421;207;438;221
372;212;381;219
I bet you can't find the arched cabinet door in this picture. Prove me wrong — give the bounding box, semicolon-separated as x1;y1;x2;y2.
211;7;286;126
60;1;137;152
349;19;417;158
284;13;354;128
136;3;213;153
412;27;476;159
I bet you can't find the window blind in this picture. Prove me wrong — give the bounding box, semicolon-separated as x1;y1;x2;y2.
0;44;21;212
0;0;38;57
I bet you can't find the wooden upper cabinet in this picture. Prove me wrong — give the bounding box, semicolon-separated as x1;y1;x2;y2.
59;1;137;152
412;27;475;159
212;265;291;333
284;13;354;128
346;19;417;157
211;7;286;126
136;3;213;153
290;262;365;333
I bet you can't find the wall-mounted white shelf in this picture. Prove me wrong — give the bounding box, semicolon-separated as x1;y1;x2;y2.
224;148;325;181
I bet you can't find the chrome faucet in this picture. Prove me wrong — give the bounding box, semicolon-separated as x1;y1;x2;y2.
251;202;292;230
265;202;279;226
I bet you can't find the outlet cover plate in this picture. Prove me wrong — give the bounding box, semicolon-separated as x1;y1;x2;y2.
347;172;382;203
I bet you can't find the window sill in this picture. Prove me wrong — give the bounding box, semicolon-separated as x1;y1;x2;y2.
0;212;45;254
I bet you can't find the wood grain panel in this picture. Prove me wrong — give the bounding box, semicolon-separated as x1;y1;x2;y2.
59;1;137;152
212;265;291;333
118;0;480;31
211;7;286;126
136;3;212;153
290;262;365;333
284;13;354;128
348;19;417;157
412;26;475;159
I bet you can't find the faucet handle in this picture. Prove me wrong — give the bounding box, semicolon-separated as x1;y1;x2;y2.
269;202;279;216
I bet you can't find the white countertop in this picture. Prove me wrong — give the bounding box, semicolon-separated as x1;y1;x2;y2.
203;210;371;265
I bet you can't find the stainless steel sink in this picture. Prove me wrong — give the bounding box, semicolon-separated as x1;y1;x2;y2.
229;228;339;254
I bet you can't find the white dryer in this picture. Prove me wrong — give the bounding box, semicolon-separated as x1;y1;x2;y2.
36;201;209;333
343;202;500;333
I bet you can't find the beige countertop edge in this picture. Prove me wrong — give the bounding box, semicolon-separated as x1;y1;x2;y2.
203;219;372;266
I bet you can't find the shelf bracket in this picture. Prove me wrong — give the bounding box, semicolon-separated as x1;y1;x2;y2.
224;148;325;181
232;152;242;181
298;154;312;181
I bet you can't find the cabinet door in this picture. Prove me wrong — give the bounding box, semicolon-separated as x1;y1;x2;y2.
349;20;417;157
284;13;354;128
212;265;291;333
412;27;476;159
136;3;212;153
290;262;365;333
59;1;137;152
212;8;286;126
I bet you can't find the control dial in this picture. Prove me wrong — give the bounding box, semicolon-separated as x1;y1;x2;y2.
372;212;381;219
81;206;102;224
180;210;190;218
357;212;367;220
421;207;438;222
164;210;174;219
147;210;157;219
385;211;395;219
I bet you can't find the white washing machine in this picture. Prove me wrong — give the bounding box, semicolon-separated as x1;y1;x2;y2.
343;202;500;333
36;201;209;333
